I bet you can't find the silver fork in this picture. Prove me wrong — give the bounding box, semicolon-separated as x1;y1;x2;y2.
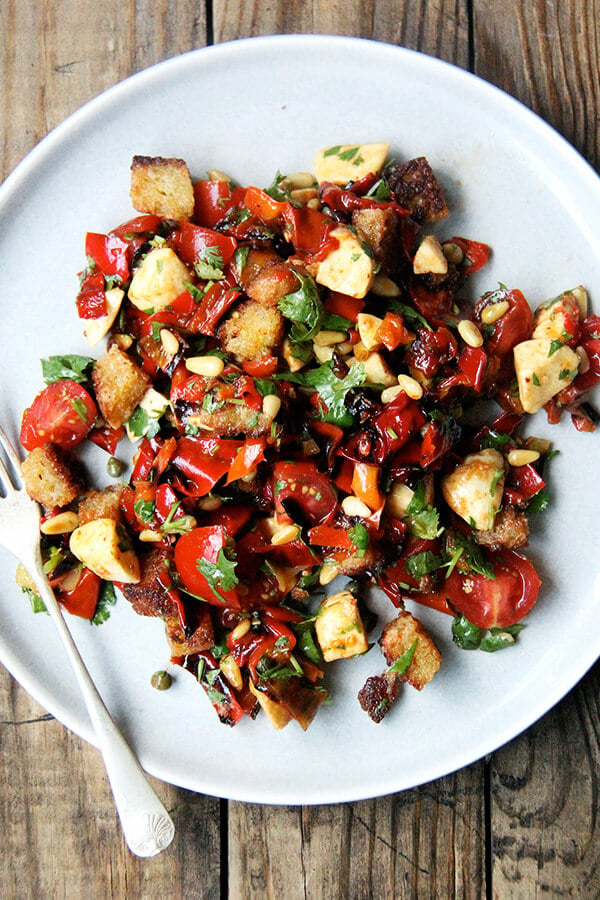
0;426;175;857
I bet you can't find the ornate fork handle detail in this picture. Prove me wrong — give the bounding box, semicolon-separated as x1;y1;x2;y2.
0;428;175;857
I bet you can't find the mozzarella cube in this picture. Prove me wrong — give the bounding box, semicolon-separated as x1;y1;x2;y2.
441;448;506;532
315;590;369;662
412;235;448;276
357;313;384;351
83;288;124;347
128;247;190;312
311;225;375;299
514;339;579;413
532;290;581;342
313;142;390;185
70;518;141;583
358;352;397;387
385;482;415;520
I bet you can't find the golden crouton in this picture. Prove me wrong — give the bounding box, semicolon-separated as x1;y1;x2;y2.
385;157;449;224
186;401;274;438
474;506;529;551
380;611;441;690
92;345;151;428
246;259;300;307
218;300;284;361
165;610;214;656
237;248;280;289
78;485;124;525
351;208;399;272
21;444;83;510
130;155;194;221
119;548;177;619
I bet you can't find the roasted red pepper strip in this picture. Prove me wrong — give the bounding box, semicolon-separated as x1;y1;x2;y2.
226;438;267;485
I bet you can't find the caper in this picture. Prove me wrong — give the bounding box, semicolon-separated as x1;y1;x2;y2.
150;670;172;691
107;456;125;478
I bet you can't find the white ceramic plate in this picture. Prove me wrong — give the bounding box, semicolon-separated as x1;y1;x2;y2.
1;35;599;805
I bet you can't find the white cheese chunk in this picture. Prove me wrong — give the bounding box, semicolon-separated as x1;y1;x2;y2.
70;518;141;583
83;288;124;347
357;313;384;351
128;247;190;312
514;339;579;414
412;235;448;276
385;482;415;520
358;352;397;387
441;448;506;532
313;142;390;185
311;225;375;299
315;589;369;662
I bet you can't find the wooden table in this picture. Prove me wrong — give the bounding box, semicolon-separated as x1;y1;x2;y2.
2;2;599;897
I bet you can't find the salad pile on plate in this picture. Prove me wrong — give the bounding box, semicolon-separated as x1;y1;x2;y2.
16;143;600;729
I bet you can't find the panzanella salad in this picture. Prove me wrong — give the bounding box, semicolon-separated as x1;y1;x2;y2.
17;144;600;728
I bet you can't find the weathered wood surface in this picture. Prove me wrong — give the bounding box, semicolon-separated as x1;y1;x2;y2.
1;1;599;897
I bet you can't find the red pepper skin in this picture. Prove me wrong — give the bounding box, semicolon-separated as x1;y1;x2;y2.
318;182;408;218
88;425;125;455
76;270;107;319
226;438;267;485
85;232;130;281
324;292;365;323
241;356;279;377
457;345;488;391
170;437;243;496
171;221;237;269
193;180;234;228
57;568;101;619
449;236;490;274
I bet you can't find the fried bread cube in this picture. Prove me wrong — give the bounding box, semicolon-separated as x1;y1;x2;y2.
130;155;194;221
218;300;284;361
385;157;449;224
246;259;300;307
77;485;124;525
380;611;441;691
92;345;151;428
351;207;398;272
21;444;83;509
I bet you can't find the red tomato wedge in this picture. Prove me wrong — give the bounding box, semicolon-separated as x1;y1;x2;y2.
20;381;97;450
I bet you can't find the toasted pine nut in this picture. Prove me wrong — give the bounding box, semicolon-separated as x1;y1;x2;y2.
313;343;334;363
307;198;322;210
371;275;401;297
341;496;372;518
525;436;551;455
160;328;180;355
336;341;354;356
262;394;282;419
281;171;316;190
207;168;232;182
290;187;318;204
319;563;340;585
397;374;424;400
576;345;590;374
197;495;223;511
481;300;510;325
230;619;251;642
507;449;540;467
60;567;83;592
139;529;163;542
220;655;243;691
41;511;79;535
271;524;301;546
381;385;404;404
442;242;464;265
113;334;133;350
314;330;347;347
458;319;484;348
185;355;225;377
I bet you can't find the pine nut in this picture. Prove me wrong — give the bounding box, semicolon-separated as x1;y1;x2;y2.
41;511;79;535
571;285;588;316
160;328;180;355
458;319;484;348
507;449;540;467
336;341;353;355
281;171;316;190
220;655;243;691
139;529;163;542
113;333;133;350
185;355;225;377
319;563;340;585
313;343;334;363
230;619;251;642
342;496;372;518
307;198;322;210
576;345;590;374
290;187;318;204
314;330;347;346
481;300;510;325
442;242;464;265
207;168;232;182
370;275;401;297
381;385;403;404
262;394;281;419
397;374;424;400
271;524;301;545
60;567;83;592
197;495;223;511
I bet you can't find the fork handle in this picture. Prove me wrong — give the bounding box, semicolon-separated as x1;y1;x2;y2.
29;552;175;857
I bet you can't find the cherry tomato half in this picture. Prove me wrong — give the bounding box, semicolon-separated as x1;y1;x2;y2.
272;461;338;525
20;380;98;451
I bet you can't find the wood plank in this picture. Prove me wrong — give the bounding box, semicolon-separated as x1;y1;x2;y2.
222;4;483;898
473;2;600;895
0;3;221;897
490;662;600;897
